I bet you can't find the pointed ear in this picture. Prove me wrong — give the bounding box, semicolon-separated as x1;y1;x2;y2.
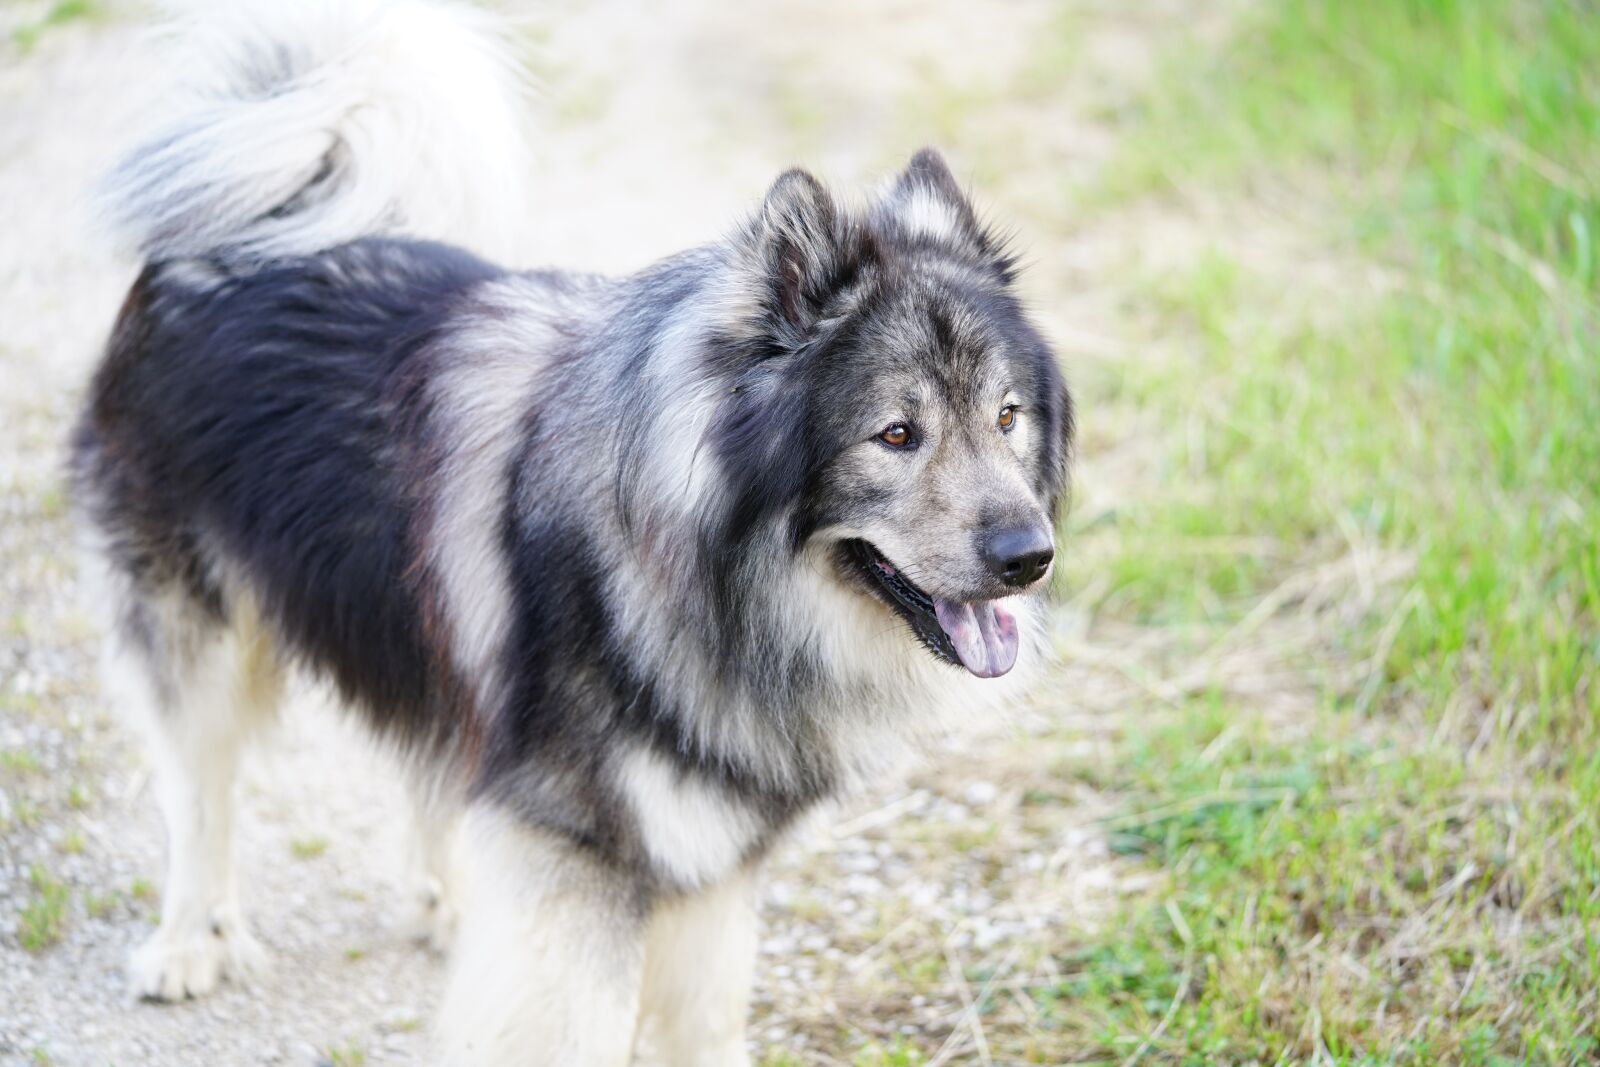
892;148;978;229
882;148;1015;280
752;168;856;334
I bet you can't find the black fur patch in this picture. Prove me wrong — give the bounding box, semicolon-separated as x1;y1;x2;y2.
74;239;499;747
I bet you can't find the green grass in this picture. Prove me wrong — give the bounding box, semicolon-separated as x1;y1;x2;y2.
758;1054;807;1067
1;747;42;775
19;864;69;952
9;0;102;55
323;1042;366;1067
851;1038;925;1067
1050;0;1600;1062
290;835;331;860
83;889;118;920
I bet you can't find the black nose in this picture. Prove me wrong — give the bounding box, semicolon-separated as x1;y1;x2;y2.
983;525;1055;588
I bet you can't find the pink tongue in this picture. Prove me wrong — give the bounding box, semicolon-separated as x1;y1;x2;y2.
932;598;1019;678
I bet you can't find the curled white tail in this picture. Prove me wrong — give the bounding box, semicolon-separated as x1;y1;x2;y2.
101;0;532;267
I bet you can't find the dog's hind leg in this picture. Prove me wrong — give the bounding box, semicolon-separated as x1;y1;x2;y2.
111;586;282;1001
640;874;757;1067
396;772;462;952
436;805;644;1066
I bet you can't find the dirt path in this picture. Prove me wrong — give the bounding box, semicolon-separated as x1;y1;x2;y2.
0;3;1215;1064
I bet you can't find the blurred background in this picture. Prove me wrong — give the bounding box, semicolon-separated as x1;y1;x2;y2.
1;0;1596;1064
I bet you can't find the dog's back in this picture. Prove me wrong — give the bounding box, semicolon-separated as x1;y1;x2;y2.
71;0;534;1008
73;241;498;743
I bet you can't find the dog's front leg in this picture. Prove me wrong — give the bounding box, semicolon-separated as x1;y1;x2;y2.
436;805;645;1067
640;873;757;1067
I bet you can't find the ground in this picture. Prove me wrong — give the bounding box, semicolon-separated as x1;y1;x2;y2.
2;1;1596;1065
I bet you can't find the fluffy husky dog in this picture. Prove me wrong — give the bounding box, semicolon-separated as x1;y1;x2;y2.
72;1;1071;1062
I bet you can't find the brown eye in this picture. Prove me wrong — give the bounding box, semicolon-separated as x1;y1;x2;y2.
997;404;1018;430
879;423;912;447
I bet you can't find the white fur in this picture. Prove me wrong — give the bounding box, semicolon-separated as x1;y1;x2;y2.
619;746;761;891
780;537;1049;786
105;587;283;1000
395;772;463;951
100;0;532;265
639;876;757;1067
439;805;759;1067
424;280;561;709
599;267;813;788
437;807;643;1067
638;340;732;525
897;188;961;240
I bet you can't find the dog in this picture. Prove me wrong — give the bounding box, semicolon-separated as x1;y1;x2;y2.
70;1;1072;1062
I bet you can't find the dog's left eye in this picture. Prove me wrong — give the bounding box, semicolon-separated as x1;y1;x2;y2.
997;404;1018;431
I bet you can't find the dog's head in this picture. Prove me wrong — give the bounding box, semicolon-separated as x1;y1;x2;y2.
711;150;1072;680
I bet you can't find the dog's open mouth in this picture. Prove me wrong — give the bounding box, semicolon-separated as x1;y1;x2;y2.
844;540;1019;679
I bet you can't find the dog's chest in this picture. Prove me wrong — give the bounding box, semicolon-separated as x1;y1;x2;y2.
616;746;768;890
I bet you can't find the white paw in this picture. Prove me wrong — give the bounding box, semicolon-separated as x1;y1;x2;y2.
396;877;457;953
130;918;268;1001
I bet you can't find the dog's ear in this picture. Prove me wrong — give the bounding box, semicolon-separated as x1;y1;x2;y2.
752;169;861;335
890;148;978;231
882;148;1015;282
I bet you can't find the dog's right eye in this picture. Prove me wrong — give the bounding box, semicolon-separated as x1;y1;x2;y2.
879;423;913;448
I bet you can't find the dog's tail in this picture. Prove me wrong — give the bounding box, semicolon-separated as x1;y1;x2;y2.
99;0;531;268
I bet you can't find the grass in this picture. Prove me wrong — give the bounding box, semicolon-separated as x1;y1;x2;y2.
6;795;43;831
83;889;118;919
8;0;101;55
291;835;331;860
322;1042;366;1067
762;1041;926;1067
1043;0;1600;1062
19;864;69;952
851;1039;925;1067
1;747;42;775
